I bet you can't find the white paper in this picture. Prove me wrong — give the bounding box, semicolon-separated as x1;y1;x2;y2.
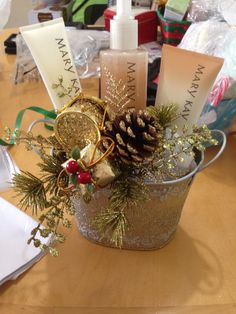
0;197;49;285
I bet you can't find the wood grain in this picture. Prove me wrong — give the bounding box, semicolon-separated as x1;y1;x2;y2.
1;304;236;314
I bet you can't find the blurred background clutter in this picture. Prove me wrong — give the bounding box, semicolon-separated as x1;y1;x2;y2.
2;0;236;133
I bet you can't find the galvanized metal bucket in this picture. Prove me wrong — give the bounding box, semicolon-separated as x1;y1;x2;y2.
74;130;226;250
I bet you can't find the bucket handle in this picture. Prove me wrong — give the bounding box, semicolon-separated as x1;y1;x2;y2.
198;129;227;172
28;121;226;173
27;118;55;155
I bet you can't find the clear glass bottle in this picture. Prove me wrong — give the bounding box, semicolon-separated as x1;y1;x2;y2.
100;0;148;110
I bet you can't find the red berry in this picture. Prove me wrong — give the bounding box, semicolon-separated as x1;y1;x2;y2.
66;160;80;174
77;171;92;184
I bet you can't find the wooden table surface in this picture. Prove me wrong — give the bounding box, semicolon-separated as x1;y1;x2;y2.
0;28;236;314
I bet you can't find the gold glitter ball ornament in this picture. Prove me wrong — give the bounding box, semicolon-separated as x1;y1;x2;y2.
54;94;105;151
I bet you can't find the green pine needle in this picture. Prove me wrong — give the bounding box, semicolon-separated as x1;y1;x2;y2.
38;153;68;195
147;104;179;127
93;208;128;248
93;172;149;247
110;175;149;206
13;171;47;215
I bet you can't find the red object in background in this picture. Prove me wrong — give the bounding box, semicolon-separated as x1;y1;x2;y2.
104;8;158;45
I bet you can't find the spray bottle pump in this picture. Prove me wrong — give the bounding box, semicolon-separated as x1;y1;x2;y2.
110;0;138;50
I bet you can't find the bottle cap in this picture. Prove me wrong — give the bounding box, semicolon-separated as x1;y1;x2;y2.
110;0;138;50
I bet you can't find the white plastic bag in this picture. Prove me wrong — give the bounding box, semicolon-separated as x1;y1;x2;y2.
187;0;222;22
14;28;110;83
179;21;236;99
218;0;236;26
0;0;12;29
179;21;229;55
179;20;236;131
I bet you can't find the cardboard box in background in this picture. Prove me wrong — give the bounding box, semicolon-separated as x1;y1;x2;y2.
164;0;191;21
28;0;74;24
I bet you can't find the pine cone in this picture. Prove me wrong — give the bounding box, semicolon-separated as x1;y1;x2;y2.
105;110;163;166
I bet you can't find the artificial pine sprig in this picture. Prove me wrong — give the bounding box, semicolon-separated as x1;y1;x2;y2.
13;171;47;215
12;150;74;256
93;207;128;248
110;171;149;206
147;104;179;127
38;153;68;195
93;169;149;247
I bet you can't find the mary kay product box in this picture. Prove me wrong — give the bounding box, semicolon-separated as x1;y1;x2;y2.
164;0;191;21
